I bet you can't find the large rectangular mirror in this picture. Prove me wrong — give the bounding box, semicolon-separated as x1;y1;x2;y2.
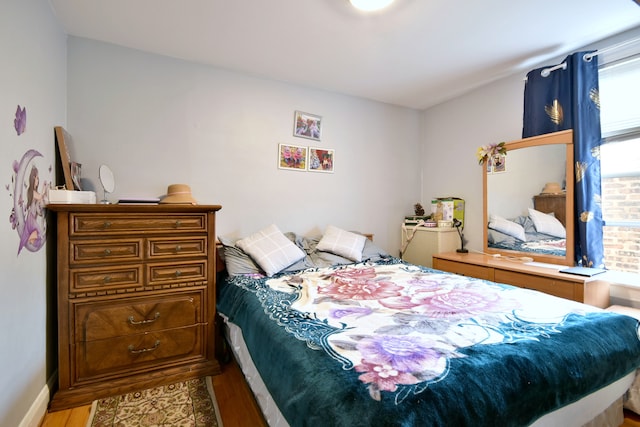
483;130;575;266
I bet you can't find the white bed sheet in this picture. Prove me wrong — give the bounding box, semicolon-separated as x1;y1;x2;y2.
221;315;634;427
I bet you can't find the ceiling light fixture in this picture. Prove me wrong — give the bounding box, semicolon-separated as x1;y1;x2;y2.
350;0;395;12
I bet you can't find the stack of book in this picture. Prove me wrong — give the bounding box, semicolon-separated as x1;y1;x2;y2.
117;197;160;205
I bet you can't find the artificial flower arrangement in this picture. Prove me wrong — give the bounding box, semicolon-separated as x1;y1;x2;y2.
476;142;507;165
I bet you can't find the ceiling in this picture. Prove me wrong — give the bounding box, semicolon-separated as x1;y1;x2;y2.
48;0;640;110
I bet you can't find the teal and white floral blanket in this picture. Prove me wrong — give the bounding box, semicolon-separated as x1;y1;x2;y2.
218;258;640;426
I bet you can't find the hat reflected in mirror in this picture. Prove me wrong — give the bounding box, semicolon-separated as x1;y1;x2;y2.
541;182;563;194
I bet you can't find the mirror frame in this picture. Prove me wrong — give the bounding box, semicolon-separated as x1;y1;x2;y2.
483;129;575;266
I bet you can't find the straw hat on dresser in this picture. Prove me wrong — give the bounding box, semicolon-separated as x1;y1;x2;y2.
541;182;563;195
159;184;197;204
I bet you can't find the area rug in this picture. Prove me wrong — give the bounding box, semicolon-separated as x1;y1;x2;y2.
86;377;222;427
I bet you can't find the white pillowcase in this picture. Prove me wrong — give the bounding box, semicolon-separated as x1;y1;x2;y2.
488;214;526;241
236;224;305;277
528;208;566;238
317;225;367;262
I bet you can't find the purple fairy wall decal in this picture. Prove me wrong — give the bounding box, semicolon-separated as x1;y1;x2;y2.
9;149;49;254
14;105;27;136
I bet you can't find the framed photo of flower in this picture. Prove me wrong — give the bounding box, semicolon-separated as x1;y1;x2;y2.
278;144;307;171
308;147;334;173
293;111;322;141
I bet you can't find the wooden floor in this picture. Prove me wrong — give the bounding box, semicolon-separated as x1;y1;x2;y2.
625;409;640;427
39;356;267;427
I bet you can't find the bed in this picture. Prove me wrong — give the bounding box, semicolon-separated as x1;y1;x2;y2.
216;224;640;426
488;208;567;257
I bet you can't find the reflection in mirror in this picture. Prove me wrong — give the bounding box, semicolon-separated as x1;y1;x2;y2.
98;164;115;204
483;130;575;266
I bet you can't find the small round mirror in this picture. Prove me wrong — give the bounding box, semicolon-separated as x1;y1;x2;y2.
98;165;115;204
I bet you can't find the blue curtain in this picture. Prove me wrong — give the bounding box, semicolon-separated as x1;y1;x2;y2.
522;51;605;268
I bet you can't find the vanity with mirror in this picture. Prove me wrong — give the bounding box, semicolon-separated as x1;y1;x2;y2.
484;129;574;266
433;130;610;308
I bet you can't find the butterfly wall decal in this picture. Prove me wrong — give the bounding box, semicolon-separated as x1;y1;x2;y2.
14;105;27;136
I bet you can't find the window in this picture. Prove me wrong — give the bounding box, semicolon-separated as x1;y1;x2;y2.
599;55;640;274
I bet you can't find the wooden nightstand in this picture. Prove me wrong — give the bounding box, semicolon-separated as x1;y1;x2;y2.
48;204;222;410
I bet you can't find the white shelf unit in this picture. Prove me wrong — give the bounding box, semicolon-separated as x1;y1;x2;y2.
401;226;460;268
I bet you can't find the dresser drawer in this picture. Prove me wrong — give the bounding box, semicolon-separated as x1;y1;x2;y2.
70;213;207;235
148;236;207;259
147;260;207;286
70;239;143;264
433;258;493;280
71;265;143;293
75;325;204;382
494;270;575;300
74;292;203;342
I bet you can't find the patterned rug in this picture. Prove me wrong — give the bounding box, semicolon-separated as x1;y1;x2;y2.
87;377;222;426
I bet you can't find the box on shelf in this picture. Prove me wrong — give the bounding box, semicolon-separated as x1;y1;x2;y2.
47;188;96;204
431;197;465;228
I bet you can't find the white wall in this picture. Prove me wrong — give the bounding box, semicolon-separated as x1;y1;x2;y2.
421;73;525;252
66;37;422;253
0;1;66;426
488;144;566;219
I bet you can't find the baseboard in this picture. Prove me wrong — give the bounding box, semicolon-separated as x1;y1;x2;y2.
19;371;57;427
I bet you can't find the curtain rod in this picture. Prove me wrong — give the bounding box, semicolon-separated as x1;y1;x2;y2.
584;36;640;61
538;36;640;78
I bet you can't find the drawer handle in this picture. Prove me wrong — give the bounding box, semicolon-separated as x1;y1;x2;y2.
104;248;112;256
103;221;112;229
175;270;182;277
128;312;160;325
128;340;160;354
175;220;182;228
103;275;112;283
175;245;182;252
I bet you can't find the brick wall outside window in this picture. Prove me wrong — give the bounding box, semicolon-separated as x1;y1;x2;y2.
602;176;640;273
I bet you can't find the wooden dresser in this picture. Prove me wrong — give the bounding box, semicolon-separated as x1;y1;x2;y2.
533;193;567;227
432;252;610;308
48;204;222;410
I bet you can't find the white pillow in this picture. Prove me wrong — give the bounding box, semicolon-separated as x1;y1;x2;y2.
488;214;526;241
236;224;305;277
316;225;367;262
528;208;566;238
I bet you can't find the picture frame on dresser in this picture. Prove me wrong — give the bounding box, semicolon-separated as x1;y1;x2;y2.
54;126;75;190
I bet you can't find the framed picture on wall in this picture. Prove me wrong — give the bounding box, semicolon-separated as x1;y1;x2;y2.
293;111;322;141
308;147;334;173
278;144;307;171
